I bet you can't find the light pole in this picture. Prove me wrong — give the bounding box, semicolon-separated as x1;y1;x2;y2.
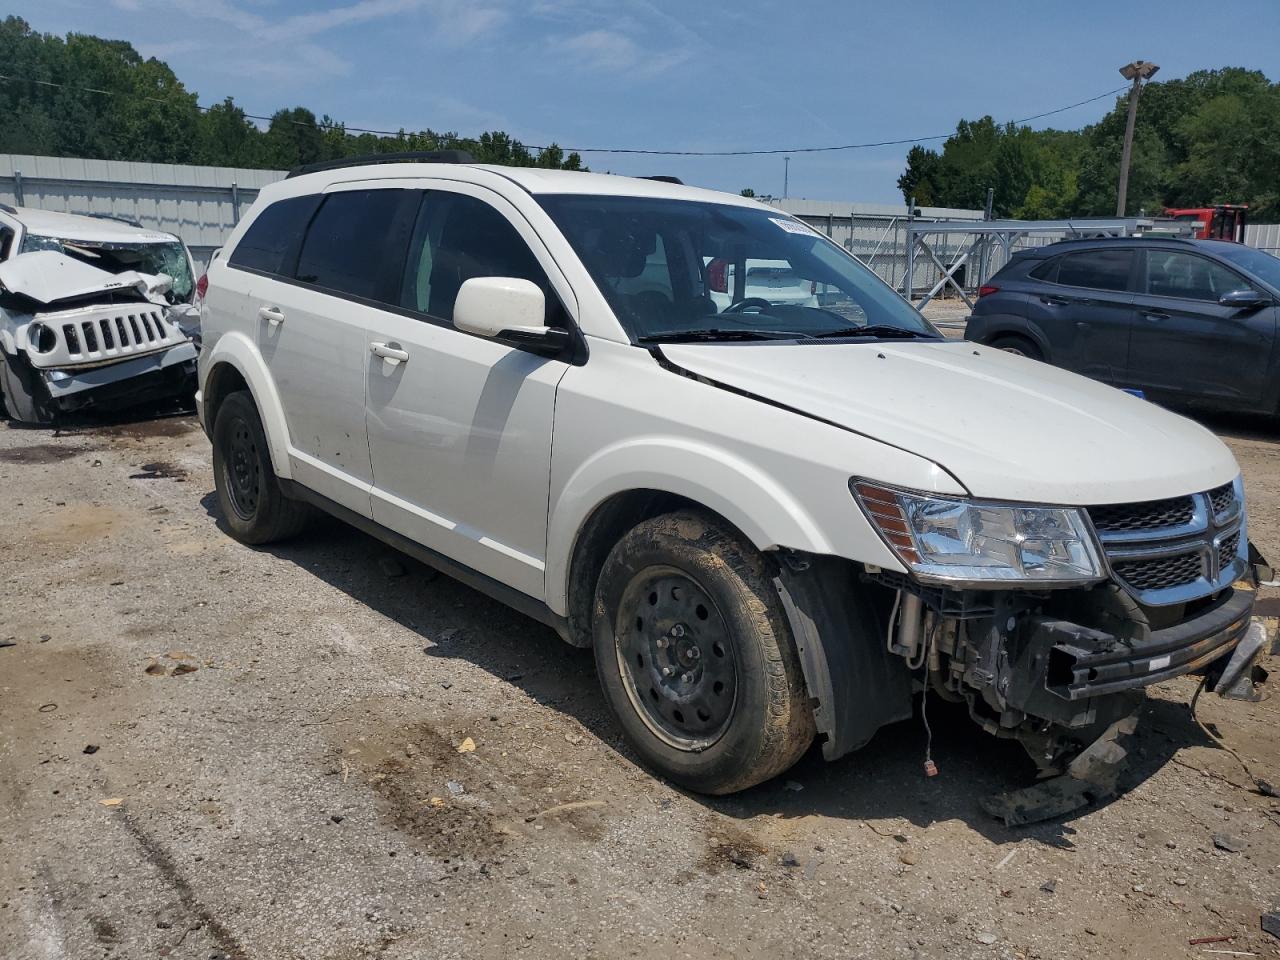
1116;59;1159;216
783;156;790;199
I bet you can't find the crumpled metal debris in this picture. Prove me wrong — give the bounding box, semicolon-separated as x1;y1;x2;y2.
981;713;1139;827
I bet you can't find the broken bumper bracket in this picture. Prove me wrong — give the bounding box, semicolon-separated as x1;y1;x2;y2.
1039;589;1254;701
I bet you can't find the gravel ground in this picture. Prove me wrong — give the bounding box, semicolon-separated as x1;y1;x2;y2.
1;403;1277;960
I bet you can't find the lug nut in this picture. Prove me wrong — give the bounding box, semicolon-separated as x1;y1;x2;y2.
656;637;669;649
681;673;693;683
661;666;673;677
687;646;701;660
671;624;686;638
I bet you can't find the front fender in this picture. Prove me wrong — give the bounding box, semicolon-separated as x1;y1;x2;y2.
545;436;838;616
199;331;292;478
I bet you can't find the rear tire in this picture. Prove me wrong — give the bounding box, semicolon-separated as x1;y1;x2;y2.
211;390;311;544
987;335;1042;361
0;353;54;425
591;510;815;794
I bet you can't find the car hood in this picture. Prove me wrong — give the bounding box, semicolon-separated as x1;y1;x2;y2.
661;339;1239;505
0;251;173;307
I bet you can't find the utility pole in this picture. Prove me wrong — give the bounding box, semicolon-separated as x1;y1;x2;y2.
1116;60;1159;216
783;156;790;199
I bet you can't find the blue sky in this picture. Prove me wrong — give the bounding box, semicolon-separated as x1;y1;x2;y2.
14;0;1280;201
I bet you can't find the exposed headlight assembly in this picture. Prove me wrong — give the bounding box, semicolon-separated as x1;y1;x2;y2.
852;480;1105;586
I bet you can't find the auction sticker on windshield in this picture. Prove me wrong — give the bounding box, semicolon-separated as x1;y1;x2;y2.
769;217;817;236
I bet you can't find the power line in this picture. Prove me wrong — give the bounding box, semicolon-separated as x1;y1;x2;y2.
0;72;1130;157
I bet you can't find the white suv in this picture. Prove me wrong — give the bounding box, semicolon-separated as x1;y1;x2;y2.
198;154;1263;798
0;205;199;424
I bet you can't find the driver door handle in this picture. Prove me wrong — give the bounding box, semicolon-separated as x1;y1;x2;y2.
370;341;409;363
258;305;285;326
1141;310;1170;322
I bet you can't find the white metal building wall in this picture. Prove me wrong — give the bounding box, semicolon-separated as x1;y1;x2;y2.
1246;222;1280;253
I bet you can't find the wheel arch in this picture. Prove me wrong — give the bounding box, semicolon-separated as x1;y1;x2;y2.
200;332;292;478
550;443;837;642
974;316;1051;359
559;488;915;765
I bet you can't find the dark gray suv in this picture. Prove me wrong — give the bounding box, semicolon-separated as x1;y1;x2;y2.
966;238;1280;415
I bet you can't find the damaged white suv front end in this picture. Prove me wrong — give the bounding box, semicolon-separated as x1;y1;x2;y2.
0;207;199;424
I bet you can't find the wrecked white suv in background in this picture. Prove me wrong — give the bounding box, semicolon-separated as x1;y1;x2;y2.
0;205;199;425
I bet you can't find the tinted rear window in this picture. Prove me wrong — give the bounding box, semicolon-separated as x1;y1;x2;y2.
1055;250;1134;292
295;189;412;302
228;195;321;275
1028;258;1057;281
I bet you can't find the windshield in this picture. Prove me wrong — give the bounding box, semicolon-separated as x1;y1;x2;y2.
1212;243;1280;292
538;195;938;342
20;234;195;303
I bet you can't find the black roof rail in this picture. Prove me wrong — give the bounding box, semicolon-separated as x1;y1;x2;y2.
1042;235;1198;249
286;150;476;179
641;175;684;185
0;202;16;214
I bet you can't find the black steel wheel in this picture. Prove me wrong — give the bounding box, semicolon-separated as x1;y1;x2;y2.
592;510;814;794
615;567;739;750
223;413;264;521
211;390;311;544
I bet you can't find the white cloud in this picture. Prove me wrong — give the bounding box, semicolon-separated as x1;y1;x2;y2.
559;26;690;76
562;29;641;69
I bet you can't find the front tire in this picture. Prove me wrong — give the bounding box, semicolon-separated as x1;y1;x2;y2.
0;353;54;425
987;334;1043;361
211;390;311;544
592;510;815;794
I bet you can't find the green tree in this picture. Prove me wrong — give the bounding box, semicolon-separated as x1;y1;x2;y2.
0;17;589;174
898;68;1280;221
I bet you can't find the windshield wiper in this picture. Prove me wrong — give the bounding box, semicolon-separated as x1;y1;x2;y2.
637;329;809;344
809;324;940;340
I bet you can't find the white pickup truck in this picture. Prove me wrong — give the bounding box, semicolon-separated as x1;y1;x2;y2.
0;205;199;424
197;154;1267;805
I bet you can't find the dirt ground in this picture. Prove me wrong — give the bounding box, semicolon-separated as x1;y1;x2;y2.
1;403;1278;960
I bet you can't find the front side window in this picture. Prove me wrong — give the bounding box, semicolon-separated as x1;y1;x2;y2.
228;195;321;276
295;189;411;302
1146;251;1254;302
1055;250;1134;292
538;195;936;342
1213;243;1280;292
400;191;560;325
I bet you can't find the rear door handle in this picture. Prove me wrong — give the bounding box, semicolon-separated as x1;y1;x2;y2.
1141;310;1170;322
258;306;285;326
370;341;409;363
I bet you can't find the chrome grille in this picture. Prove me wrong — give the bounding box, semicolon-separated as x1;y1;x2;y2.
1209;483;1236;520
1219;531;1241;567
1089;496;1194;534
1111;551;1203;592
1088;481;1245;605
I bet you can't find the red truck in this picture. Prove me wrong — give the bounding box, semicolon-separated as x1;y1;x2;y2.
1165;204;1248;242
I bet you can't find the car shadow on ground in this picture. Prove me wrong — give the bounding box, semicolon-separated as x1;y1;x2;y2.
198;492;1220;848
11;396;199;437
1187;409;1280;443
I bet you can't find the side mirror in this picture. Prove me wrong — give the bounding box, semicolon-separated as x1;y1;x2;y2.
1219;289;1271;309
454;276;570;356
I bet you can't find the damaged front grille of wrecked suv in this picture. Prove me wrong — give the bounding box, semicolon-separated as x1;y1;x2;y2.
23;302;186;369
1087;480;1247;606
